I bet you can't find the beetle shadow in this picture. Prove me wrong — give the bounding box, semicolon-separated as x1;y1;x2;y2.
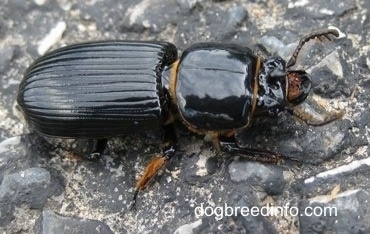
20;131;171;213
236;108;351;165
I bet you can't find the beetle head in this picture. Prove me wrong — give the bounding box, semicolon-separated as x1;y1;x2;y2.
257;56;313;116
286;70;312;106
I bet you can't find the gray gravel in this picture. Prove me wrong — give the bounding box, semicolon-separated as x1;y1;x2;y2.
0;0;369;233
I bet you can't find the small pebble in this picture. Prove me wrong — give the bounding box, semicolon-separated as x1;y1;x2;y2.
37;21;67;55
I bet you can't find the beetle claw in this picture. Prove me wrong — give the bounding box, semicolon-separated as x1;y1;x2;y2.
87;152;102;160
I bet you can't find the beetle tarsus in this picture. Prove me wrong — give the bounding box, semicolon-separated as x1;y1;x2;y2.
286;29;340;68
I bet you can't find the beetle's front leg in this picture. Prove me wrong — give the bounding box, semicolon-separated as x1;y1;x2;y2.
130;123;178;210
219;135;283;164
287;105;345;126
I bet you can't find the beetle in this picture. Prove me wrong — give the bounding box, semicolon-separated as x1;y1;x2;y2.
17;29;344;208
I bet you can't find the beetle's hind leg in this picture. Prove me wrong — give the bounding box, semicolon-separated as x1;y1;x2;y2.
130;123;178;210
219;135;284;164
87;138;108;159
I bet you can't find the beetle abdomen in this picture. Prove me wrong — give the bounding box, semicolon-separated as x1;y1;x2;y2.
175;43;258;131
18;41;178;138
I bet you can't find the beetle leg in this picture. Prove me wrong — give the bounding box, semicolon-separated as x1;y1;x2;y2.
219;135;283;164
204;131;222;150
287;106;345;126
286;29;340;68
88;138;108;159
130;123;177;210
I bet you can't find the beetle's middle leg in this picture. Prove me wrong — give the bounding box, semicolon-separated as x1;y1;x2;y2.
131;122;178;209
218;135;283;164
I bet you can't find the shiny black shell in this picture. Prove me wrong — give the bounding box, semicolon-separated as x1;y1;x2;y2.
17;41;177;138
175;43;258;131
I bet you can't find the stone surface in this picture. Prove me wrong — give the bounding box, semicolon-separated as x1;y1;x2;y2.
299;188;370;233
229;161;285;195
287;0;357;19
35;210;114;234
0;44;15;73
0;0;369;233
0;167;64;226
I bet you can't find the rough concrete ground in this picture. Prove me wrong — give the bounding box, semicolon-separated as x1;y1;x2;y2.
0;0;369;233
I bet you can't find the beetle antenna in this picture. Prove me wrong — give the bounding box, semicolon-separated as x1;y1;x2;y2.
286;29;340;68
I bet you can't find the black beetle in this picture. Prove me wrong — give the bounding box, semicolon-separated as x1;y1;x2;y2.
17;29;344;207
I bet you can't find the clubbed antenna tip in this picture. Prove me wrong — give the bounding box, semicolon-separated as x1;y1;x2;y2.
286;29;340;68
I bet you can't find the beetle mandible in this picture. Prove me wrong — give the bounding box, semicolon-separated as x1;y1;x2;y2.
17;29;344;208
